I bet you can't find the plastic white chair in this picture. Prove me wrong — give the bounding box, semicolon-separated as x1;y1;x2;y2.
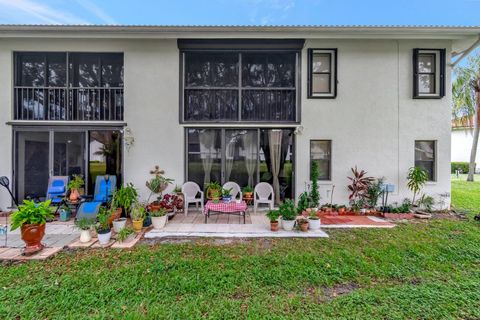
181;182;204;216
254;182;274;213
222;181;242;201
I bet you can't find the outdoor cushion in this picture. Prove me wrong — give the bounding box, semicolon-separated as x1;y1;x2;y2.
82;202;101;214
48;186;65;194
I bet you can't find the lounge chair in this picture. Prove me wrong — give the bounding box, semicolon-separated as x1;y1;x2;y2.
46;176;69;212
181;181;204;216
75;175;116;220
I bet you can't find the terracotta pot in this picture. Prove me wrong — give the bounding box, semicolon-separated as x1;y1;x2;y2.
148;202;162;212
132;219;143;232
108;208;122;227
244;192;253;199
20;223;45;255
175;192;185;213
299;222;309;232
69;189;80;202
270;221;279;232
338;207;346;214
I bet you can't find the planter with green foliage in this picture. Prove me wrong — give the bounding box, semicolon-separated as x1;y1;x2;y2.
131;204;146;232
279;199;297;231
206;181;222;201
308;210;321;230
266;209;280;231
150;208;168;229
10;200;54;255
113;183;138;216
96;208;112;245
74;218;95;243
67;175;84;202
117;227;135;243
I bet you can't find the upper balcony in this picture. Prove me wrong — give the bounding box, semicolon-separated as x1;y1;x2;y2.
13;52;124;121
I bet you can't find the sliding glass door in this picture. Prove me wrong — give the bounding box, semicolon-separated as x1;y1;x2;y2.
186;128;294;202
14;128;122;202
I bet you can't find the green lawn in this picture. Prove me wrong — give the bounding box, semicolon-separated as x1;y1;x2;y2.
0;180;479;319
451;174;480;217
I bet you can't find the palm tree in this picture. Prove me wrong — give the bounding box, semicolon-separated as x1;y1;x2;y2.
453;54;480;181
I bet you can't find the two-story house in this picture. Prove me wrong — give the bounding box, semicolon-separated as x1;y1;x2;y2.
0;25;478;210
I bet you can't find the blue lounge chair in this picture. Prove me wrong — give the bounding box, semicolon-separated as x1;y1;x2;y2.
46;176;69;212
75;175;117;220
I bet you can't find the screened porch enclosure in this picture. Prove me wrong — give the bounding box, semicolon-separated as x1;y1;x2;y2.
186;128;294;202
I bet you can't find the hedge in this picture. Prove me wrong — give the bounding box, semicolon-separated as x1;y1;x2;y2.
451;162;471;174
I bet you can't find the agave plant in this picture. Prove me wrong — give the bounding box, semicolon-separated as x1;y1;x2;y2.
347;166;374;203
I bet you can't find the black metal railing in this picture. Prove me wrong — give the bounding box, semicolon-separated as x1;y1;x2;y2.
14;87;124;121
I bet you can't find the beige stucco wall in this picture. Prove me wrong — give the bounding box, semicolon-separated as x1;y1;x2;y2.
0;37;452;210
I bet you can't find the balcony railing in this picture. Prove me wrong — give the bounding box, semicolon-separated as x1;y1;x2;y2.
14;87;124;121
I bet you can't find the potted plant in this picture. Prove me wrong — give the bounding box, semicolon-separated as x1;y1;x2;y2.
242;186;254;199
308;210;321;230
96;207;112;245
131;204;146;232
309;161;320;209
146;166;174;208
266;209;280;231
113;183;138;217
112;217;127;233
74;218;95;243
151;208;168;229
158;194;179;218
10;200;54;255
117;227;135;243
173;185;185;214
58;204;71;222
337;205;347;215
279;199;297;231
206;181;222;201
297;217;309;232
67;175;84;202
221;187;233;203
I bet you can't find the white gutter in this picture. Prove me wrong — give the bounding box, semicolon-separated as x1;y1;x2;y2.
451;35;480;67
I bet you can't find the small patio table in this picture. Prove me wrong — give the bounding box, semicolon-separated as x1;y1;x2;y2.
203;200;248;224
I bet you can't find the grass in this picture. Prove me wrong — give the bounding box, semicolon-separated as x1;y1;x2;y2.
0;179;479;319
451;174;480;217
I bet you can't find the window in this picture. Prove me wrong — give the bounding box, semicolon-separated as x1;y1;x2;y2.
415;140;436;181
413;49;445;98
308;49;337;98
14;52;124;121
180;40;302;123
310;140;331;180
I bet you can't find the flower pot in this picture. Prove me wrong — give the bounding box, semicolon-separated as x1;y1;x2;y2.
148;202;162;212
108;208;122;227
112;218;127;233
97;229;112;245
301;210;309;217
152;216;167;230
338;207;346;215
69;188;80;202
59;209;71;222
20;223;45;255
299;222;309;232
222;195;232;203
143;216;152;227
132;219;143;232
79;229;92;243
244;192;253;199
270;221;279;231
175;192;185;214
308;218;321;230
282;219;295;231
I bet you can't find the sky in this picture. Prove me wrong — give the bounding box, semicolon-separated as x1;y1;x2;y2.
0;0;479;26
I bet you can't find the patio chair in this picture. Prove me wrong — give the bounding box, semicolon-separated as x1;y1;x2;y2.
181;181;204;216
46;176;69;212
75;175;117;220
254;182;274;214
222;181;242;201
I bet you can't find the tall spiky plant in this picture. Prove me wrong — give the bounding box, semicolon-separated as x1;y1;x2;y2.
310;161;320;207
453;54;480;181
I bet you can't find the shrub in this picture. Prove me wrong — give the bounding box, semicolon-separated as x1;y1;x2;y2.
451;162;471;174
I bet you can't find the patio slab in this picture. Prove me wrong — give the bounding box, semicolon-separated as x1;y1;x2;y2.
0;247;63;261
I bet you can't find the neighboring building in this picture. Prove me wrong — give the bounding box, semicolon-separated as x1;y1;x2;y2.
0;24;478;210
451;118;480;172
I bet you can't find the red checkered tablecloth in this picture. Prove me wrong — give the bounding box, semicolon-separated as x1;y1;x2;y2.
203;200;248;215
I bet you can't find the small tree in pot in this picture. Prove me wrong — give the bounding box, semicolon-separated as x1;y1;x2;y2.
266;209;280;231
67;175;84;202
10;200;54;255
74;218;95;243
113;183;138;217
